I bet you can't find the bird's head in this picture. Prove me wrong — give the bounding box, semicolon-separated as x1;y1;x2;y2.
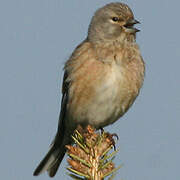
88;2;140;44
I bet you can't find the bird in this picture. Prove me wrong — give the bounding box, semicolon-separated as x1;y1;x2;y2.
33;2;145;177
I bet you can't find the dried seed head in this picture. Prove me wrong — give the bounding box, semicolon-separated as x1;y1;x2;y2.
66;125;121;179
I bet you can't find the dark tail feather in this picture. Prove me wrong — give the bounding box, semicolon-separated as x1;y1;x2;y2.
48;152;65;177
33;144;65;177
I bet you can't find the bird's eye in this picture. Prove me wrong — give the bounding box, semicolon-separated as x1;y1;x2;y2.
112;17;119;22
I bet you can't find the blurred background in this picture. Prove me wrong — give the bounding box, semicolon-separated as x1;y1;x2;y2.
0;0;179;180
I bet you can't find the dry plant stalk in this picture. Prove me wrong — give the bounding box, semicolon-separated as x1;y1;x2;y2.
66;125;121;180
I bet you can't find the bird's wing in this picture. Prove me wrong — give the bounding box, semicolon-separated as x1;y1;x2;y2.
57;71;69;134
57;39;91;140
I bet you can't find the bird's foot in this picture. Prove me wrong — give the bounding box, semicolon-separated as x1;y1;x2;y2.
100;127;104;135
111;133;119;140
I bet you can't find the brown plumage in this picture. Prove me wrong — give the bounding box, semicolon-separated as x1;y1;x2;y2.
33;2;145;177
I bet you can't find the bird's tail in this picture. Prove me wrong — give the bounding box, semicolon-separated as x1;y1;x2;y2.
33;143;66;177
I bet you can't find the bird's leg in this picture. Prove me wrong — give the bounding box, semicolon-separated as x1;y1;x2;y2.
100;127;104;135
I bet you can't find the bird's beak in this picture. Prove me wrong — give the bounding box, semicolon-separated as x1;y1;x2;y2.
124;19;140;33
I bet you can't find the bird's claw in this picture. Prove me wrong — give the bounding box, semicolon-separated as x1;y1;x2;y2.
111;133;119;140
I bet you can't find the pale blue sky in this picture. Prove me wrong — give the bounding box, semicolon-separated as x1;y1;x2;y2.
0;0;179;180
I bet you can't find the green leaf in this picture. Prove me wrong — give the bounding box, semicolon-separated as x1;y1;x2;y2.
101;149;119;163
103;164;123;178
71;135;89;154
67;173;86;180
68;153;92;168
67;167;90;179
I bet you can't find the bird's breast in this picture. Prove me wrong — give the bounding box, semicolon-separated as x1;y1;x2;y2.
66;45;144;129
